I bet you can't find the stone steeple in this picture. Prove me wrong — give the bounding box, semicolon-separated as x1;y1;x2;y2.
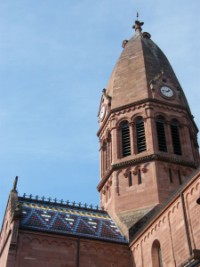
97;20;199;237
101;20;191;113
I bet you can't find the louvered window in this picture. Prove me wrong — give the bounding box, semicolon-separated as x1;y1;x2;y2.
136;117;146;153
121;121;131;157
156;117;167;152
171;120;182;155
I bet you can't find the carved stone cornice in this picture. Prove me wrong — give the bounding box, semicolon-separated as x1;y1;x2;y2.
97;154;197;191
113;154;197;170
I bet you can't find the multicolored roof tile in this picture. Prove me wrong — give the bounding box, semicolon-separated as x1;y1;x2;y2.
19;197;127;244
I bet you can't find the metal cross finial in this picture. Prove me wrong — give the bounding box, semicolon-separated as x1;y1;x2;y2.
133;12;144;33
133;20;144;32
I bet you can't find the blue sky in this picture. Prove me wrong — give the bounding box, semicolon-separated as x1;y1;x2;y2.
0;0;200;224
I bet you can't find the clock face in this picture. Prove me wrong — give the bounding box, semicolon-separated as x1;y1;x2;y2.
99;105;106;120
160;86;174;98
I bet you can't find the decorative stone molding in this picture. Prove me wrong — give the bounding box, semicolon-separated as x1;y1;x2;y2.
141;167;148;173
21;234;75;248
97;153;196;191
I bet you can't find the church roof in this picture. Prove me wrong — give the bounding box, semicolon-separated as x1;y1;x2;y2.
106;20;190;112
18;196;128;244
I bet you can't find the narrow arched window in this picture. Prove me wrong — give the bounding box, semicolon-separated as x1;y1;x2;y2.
108;133;112;165
120;121;131;157
169;168;173;183
105;141;109;172
156;116;167;152
135;117;146;153
128;172;132;187
170;119;182;155
102;141;108;176
102;133;112;176
138;169;142;184
178;170;182;185
152;240;163;267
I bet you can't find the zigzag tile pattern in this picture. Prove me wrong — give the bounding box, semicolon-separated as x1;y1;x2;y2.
19;199;127;243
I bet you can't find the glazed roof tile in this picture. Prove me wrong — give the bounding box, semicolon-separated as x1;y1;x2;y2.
19;197;127;244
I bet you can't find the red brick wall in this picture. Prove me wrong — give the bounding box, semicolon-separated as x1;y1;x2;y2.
12;231;131;267
0;192;20;267
130;171;200;267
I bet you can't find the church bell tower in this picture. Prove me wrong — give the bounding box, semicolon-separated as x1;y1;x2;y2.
97;19;200;234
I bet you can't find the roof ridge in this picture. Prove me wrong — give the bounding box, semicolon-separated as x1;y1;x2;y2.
18;194;104;213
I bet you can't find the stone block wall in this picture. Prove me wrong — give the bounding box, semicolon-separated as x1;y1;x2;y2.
130;170;200;267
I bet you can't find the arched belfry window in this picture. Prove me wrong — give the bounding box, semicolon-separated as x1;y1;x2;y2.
170;119;182;155
135;117;146;153
105;141;109;172
102;140;108;176
156;116;167;152
152;240;163;267
108;132;112;166
102;133;112;176
120;121;131;157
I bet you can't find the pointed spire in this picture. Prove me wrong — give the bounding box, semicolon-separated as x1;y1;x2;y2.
12;176;18;192
9;176;19;214
133;12;144;34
